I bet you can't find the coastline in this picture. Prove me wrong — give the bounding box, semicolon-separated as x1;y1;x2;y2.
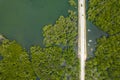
0;34;6;42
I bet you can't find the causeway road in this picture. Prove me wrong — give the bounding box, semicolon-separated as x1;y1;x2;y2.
78;0;87;80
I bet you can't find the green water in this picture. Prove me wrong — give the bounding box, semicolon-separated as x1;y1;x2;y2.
86;0;107;57
0;0;70;49
86;20;107;57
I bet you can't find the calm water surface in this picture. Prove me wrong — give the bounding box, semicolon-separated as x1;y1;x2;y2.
0;0;70;49
86;21;107;57
86;0;107;57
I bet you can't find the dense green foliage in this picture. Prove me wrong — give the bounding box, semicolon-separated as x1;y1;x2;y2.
32;5;79;79
31;46;79;80
69;0;77;8
88;0;120;35
0;0;79;79
61;47;79;80
43;10;77;47
31;46;63;80
86;35;120;80
86;0;120;79
31;0;79;79
0;40;36;80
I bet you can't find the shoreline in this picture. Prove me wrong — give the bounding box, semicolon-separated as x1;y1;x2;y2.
0;34;6;42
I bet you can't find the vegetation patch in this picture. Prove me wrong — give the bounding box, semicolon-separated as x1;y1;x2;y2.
88;0;120;35
31;46;79;80
0;0;79;79
0;40;36;80
86;0;120;79
43;10;77;47
86;35;120;80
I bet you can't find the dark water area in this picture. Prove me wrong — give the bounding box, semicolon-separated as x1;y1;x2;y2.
0;56;3;60
0;0;70;49
86;0;107;58
86;21;107;57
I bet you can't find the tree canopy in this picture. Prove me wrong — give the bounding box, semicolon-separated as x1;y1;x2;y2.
86;35;120;80
88;0;120;35
86;0;120;79
0;40;36;80
0;0;79;79
43;10;77;47
32;9;79;79
69;0;77;8
31;46;79;80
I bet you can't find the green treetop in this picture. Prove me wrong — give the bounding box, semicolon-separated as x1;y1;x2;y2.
43;10;77;47
31;46;79;80
69;0;77;8
88;0;120;35
0;40;36;80
86;34;120;80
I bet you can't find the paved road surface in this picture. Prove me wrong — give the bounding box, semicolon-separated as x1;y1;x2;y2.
78;0;87;80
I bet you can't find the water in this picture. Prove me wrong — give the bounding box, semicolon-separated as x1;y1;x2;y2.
86;20;107;57
0;0;70;49
86;0;107;58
